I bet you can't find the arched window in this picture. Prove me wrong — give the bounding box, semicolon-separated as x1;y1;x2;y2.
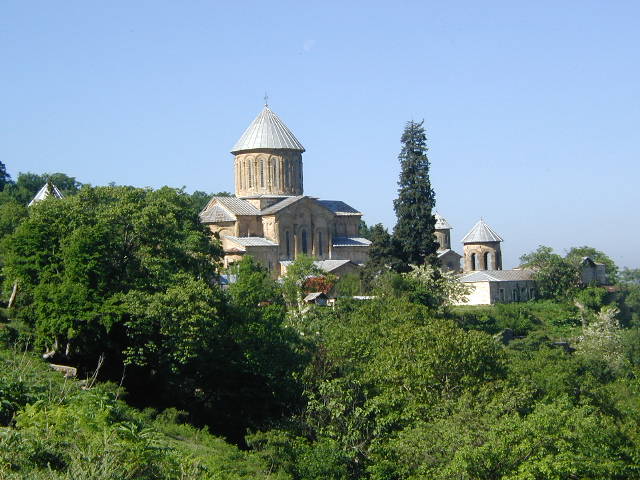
259;157;265;188
301;230;308;254
318;231;323;257
285;231;291;259
284;160;290;188
271;159;276;188
471;253;477;271
483;252;489;270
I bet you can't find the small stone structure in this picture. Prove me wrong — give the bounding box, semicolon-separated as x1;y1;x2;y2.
456;269;536;305
462;219;503;272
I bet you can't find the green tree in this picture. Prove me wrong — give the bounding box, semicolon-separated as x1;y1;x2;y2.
2;185;220;360
0;161;12;191
361;223;403;289
566;245;619;283
519;245;581;300
393;120;438;268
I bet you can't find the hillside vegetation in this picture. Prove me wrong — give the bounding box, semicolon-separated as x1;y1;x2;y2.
1;170;640;479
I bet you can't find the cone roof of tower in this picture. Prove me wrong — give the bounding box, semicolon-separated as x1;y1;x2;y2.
231;105;305;154
434;212;452;230
461;219;503;243
28;181;64;207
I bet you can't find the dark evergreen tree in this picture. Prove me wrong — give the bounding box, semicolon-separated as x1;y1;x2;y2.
393;120;438;267
361;223;404;289
0;162;12;191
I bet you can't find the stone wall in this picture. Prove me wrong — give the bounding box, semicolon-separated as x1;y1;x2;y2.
463;242;502;272
235;150;303;197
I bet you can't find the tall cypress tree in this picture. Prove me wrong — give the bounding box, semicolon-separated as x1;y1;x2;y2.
393;120;438;267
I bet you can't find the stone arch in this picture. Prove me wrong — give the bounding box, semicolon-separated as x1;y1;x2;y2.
483;252;489;270
471;253;477;271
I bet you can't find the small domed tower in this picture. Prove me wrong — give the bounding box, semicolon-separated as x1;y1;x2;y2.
434;212;452;250
462;219;503;272
231;105;305;200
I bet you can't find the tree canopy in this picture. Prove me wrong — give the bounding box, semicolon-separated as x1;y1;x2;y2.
392;120;438;268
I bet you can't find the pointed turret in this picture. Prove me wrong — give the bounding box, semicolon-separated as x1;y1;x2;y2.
232;105;305;154
434;212;452;250
232;105;305;198
462;219;503;272
28;181;64;207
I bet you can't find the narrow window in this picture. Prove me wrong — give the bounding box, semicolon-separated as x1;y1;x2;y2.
483;252;489;270
286;231;291;259
471;253;477;271
499;288;505;302
260;158;265;188
512;289;517;302
302;230;308;254
284;160;289;188
318;232;323;257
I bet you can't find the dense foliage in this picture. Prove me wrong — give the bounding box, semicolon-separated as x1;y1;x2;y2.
1;164;640;479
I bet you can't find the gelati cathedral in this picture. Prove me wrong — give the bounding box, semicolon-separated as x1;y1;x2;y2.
199;104;371;276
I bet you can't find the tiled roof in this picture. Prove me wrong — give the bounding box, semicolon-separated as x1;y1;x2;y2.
315;259;355;272
437;248;462;258
279;259;357;273
304;292;327;302
199;205;235;223
225;236;278;247
434;212;452;229
207;197;260;216
332;237;372;247
462;219;503;243
28;182;64;207
459;269;534;283
231;106;305;153
317;200;361;216
260;195;305;214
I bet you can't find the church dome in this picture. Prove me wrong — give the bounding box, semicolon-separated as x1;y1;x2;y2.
462;219;503;243
434;212;452;230
231;106;305;154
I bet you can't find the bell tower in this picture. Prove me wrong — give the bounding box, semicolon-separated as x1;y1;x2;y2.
231;105;305;199
462;219;503;272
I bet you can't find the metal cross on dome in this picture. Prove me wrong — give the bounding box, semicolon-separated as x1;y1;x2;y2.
264;92;269;107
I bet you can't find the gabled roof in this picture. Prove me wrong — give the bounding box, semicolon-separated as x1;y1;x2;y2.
317;200;361;216
231;106;305;153
315;259;357;272
437;248;462;258
462;219;503;243
199;204;236;223
260;195;306;215
28;182;64;207
459;269;534;283
204;196;260;216
280;259;358;273
332;237;372;247
434;212;452;230
225;236;278;248
304;292;327;302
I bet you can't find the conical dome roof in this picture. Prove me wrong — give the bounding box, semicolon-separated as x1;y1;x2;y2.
462;219;503;243
231;106;305;153
434;212;452;229
28;182;64;207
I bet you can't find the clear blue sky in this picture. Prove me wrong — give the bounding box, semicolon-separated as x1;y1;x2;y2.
2;1;639;268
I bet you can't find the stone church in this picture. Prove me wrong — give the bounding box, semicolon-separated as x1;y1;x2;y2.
199;105;371;276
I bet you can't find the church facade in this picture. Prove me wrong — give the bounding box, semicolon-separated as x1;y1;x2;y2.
199;105;371;275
